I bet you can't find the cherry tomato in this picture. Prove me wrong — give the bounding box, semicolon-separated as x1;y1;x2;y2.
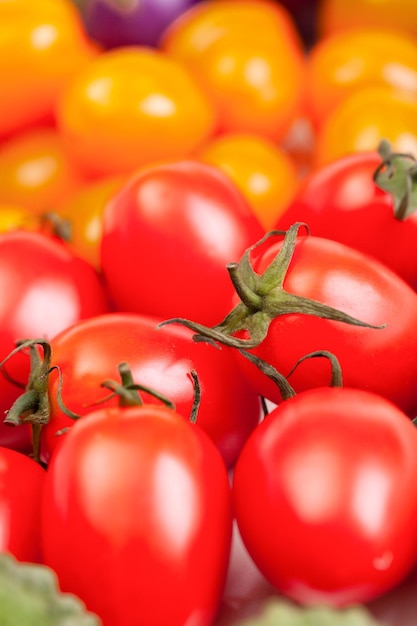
54;174;125;270
233;387;417;606
0;447;45;564
0;126;86;214
161;0;306;141
42;403;233;626
196;132;299;231
0;229;109;453
41;312;261;467
186;225;417;415
318;0;417;40
305;27;417;130
100;159;264;325
275;148;417;291
313;86;417;167
0;0;98;139
56;46;217;178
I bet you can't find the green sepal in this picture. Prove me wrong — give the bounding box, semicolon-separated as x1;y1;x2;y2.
374;139;417;221
235;597;385;626
0;552;101;626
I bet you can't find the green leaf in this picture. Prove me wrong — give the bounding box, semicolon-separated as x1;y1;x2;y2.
234;598;386;626
0;553;102;626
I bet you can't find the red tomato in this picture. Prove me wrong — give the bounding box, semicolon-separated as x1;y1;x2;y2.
0;230;109;453
275;148;417;291
42;403;233;626
40;312;261;467
233;387;417;606
100;159;264;325
181;225;417;415
0;447;45;564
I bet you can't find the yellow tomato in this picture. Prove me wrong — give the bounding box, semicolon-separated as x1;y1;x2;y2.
305;27;417;129
161;0;306;141
0;0;98;138
196;132;299;230
54;175;126;270
0;126;85;214
313;86;417;168
56;46;217;178
318;0;417;40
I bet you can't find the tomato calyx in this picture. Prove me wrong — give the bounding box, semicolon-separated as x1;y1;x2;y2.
374;139;417;221
161;223;382;351
0;339;59;463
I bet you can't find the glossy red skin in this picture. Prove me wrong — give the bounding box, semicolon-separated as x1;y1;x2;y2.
41;312;261;467
100;160;265;326
275;151;417;290
232;387;417;607
0;447;45;563
42;404;233;626
236;234;417;414
0;230;109;453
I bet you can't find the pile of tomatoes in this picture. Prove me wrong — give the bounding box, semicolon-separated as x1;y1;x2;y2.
2;0;417;624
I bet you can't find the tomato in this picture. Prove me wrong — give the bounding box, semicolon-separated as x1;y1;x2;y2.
305;27;417;130
56;46;217;178
313;86;417;167
0;230;109;453
42;403;233;626
180;225;417;415
79;0;204;49
160;0;306;141
195;132;300;231
53;174;126;271
0;447;45;564
40;312;261;467
317;0;417;41
100;159;264;325
0;126;86;214
0;0;98;139
275;148;417;291
232;387;417;606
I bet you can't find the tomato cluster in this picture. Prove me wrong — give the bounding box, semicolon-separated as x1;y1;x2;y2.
2;1;417;625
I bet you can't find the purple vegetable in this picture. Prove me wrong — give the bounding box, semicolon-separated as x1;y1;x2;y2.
79;0;203;49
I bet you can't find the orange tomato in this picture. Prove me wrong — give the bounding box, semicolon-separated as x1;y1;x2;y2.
0;0;98;138
305;27;417;129
56;46;217;178
313;85;417;168
53;175;126;270
196;132;299;231
317;0;417;40
161;0;306;141
0;126;86;214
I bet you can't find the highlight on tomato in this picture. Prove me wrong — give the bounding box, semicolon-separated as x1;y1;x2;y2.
160;0;307;141
55;46;218;178
195;131;300;231
41;402;233;626
233;387;417;607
